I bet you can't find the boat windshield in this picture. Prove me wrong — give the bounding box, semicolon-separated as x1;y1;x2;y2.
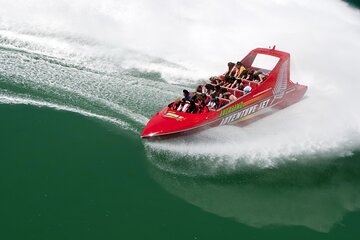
251;54;279;73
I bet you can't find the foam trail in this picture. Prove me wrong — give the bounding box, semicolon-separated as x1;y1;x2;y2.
0;94;137;133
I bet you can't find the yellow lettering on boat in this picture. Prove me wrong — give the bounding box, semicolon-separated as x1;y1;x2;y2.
220;102;244;117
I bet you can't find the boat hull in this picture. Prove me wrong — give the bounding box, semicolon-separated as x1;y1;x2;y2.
141;84;307;139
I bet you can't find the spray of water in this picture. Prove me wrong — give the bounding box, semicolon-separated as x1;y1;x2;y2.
1;0;360;173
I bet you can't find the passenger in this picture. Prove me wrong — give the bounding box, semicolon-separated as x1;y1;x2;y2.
168;98;181;110
223;76;236;88
183;89;192;101
214;85;221;97
210;93;217;100
237;82;245;91
191;93;199;103
223;92;237;101
230;79;238;89
225;62;246;88
207;97;219;110
196;85;203;93
197;94;210;113
223;62;238;87
187;100;197;114
181;100;190;112
242;69;255;80
209;76;223;85
200;93;211;106
239;68;247;79
230;78;243;89
177;99;186;111
224;62;236;78
205;84;215;95
196;94;206;113
198;104;209;113
229;61;246;79
253;71;267;83
202;84;208;93
218;88;228;98
244;83;252;95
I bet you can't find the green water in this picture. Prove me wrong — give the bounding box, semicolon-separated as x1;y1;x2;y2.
1;104;360;240
1;1;360;238
346;0;360;8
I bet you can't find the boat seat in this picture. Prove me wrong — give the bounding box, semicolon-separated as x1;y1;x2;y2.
226;88;235;95
250;81;259;89
225;88;243;98
242;80;258;89
242;79;250;86
234;90;244;98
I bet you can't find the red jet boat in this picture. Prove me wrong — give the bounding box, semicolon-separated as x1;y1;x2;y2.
141;47;307;138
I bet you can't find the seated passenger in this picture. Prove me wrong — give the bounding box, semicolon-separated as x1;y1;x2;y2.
218;88;228;98
222;92;237;101
224;62;236;78
229;61;246;79
207;94;226;110
198;104;209;113
230;80;243;90
253;71;267;83
209;76;223;85
241;69;255;81
230;78;243;89
182;89;192;101
196;94;207;113
176;99;186;112
239;68;247;79
224;62;246;88
191;93;200;103
207;97;219;110
223;76;236;88
213;85;221;97
204;84;215;95
168;98;181;110
199;93;210;106
180;100;190;112
238;82;245;91
187;100;197;114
